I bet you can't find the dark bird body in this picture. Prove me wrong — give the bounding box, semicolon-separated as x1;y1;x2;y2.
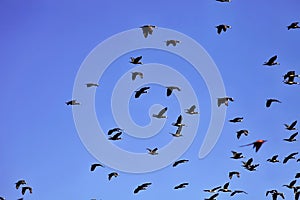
15;180;26;189
240;139;267;152
284;132;298;142
90;163;104;171
283;152;298;164
130;56;143;65
172;115;185;127
172;159;189;167
21;186;32;195
205;193;219;200
65;100;80;105
229;171;240;179
284;120;297;130
229;117;243;123
134;183;152;194
236;129;249;139
230;151;244;159
287;22;300;30
216;24;231;34
267;155;280;163
108;172;118;180
107;128;122;135
135;87;150;98
174;183;188;189
266;99;281;107
263;55;279;66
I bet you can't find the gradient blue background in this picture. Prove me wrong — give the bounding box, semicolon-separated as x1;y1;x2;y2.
1;1;300;199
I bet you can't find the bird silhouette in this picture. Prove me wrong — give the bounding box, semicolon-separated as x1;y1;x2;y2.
204;193;219;200
185;105;199;115
266;99;281;108
229;171;240;179
108;132;122;141
165;40;180;46
21;186;32;195
218;182;231;192
172;159;189;167
172;115;185;127
147;148;158;155
283;152;298;164
240;139;267;152
0;197;5;200
15;180;26;189
174;183;189;189
130;56;143;65
295;191;300;200
283;132;298;142
131;72;143;80
287;22;300;30
204;186;221;193
229;117;243;123
134;182;152;194
108;172;119;181
216;0;231;2
263;55;279;66
236;129;249;139
217;97;234;107
230;190;247;196
152;107;168;119
296;173;300;178
283;179;297;189
134;87;150;98
284;120;297;130
216;24;231;34
266;190;285;200
267;155;280;163
230;151;245;159
166;86;181;96
85;83;99;87
140;25;156;38
65;100;80;105
283;71;299;80
90;163;104;171
107;127;122;135
170;125;183;137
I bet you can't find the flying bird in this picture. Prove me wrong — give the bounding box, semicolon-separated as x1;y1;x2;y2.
147;148;158;155
107;127;122;135
229;171;240;179
15;180;26;189
287;22;300;30
85;83;99;87
166;86;181;96
204;186;221;193
283;71;299;80
296;173;300;178
108;132;122;141
284;120;297;130
267;155;280;163
218;182;231;193
230;151;244;159
135;86;150;98
172;115;185;127
217;97;234;107
130;56;143;65
283;75;299;85
283;152;298;164
216;0;231;2
185;105;199;115
21;186;32;195
108;172;119;180
134;182;152;194
140;25;156;38
165;40;180;46
65;100;80;105
263;55;279;66
242;158;254;168
152;107;168;119
204;193;219;200
229;117;243;123
131;72;143;80
90;163;104;171
236;129;249;139
283;179;297;189
240;139;267;152
174;183;189;189
283;132;298;142
266;99;281;108
216;24;231;34
172;159;189;167
266;190;285;200
170;125;183;137
230;190;247;196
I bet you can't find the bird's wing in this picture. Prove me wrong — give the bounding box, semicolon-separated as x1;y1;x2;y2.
190;105;196;111
269;55;277;63
290;179;297;186
142;28;148;38
175;125;183;135
167;88;172;96
135;56;142;62
255;142;263;152
172;161;179;167
291;132;298;139
158;107;167;116
266;100;272;107
176;115;182;124
223;182;229;189
291;120;297;128
114;132;122;138
217;26;222;34
132;72;137;80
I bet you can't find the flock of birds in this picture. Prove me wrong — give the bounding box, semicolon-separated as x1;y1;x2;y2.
3;1;300;200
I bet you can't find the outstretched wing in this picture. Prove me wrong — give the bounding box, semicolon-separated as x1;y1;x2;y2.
158;107;167;116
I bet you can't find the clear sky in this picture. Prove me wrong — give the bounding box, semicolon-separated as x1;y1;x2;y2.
1;0;300;199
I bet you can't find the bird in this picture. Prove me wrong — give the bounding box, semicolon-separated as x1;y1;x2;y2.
134;86;150;98
236;129;249;139
166;86;181;96
216;24;231;34
230;151;245;159
267;155;280;163
172;115;185;127
283;132;298;142
216;0;231;2
131;72;143;80
218;182;231;193
217;97;234;107
15;180;26;189
283;75;299;85
296;173;300;178
287;22;300;30
240;139;267;152
0;197;4;200
165;40;180;46
204;186;221;193
242;158;254;168
130;56;143;65
246;164;260;171
170;125;183;137
85;83;99;87
108;172;119;180
172;159;189;167
65;100;80;105
90;163;104;171
174;183;189;189
263;55;279;66
298;158;300;162
266;190;285;200
230;190;247;196
283;179;297;189
229;117;243;123
107;127;122;135
283;152;298;164
204;193;219;200
108;132;122;141
140;25;156;38
266;99;281;108
185;105;199;115
134;182;152;194
147;148;158;155
152;107;168;119
284;120;297;130
21;186;32;195
283;71;299;80
229;171;240;179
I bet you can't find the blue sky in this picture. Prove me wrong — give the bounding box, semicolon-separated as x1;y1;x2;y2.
1;0;300;199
